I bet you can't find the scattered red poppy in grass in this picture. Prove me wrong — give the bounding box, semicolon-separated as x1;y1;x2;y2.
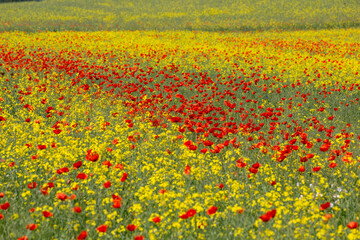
180;209;197;219
73;161;82;169
97;224;107;232
112;200;121;208
53;129;62;134
323;214;333;222
329;162;337;168
134;236;144;240
207;206;218;215
127;224;137;231
347;221;359;229
184;165;191;175
320;202;331;211
159;189;167;194
249;167;258;174
27;182;37;189
73;206;82;213
104;181;111;188
26;224;37;230
102;160;113;168
152;216;161;223
120;172;128;182
299;166;305;172
37;145;46;150
56;193;67;201
0;202;10;210
259;209;276;222
0;213;3;220
17;236;28;240
76;231;88;240
42;211;53;218
76;173;88;180
312;166;321;172
0;192;4;198
200;148;208;153
85;149;99;162
320;143;331;152
113;163;124;170
57;167;69;175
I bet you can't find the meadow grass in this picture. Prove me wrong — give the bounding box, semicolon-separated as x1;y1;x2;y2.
0;0;360;32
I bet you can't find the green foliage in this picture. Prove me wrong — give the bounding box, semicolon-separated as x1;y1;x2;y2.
0;0;360;32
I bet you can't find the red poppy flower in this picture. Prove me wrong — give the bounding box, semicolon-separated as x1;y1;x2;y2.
37;145;46;150
102;161;113;168
112;200;121;208
27;182;37;189
56;167;69;175
200;148;208;153
86;149;99;162
43;211;53;218
159;189;167;194
126;224;137;231
348;221;359;229
259;213;272;222
299;166;305;172
320;202;331;211
134;236;144;240
26;224;37;231
104;181;111;188
252;162;261;168
0;213;3;219
218;183;224;189
96;224;107;232
152;216;161;223
207;206;218;215
329;162;337;168
0;202;10;210
77;231;88;240
180;208;196;219
184;165;191;175
313;166;321;172
110;162;122;170
17;236;28;240
249;167;258;174
73;206;82;213
203;140;214;146
73;161;82;169
0;192;4;198
53;129;62;134
320;144;331;152
120;172;128;182
76;173;88;180
323;214;333;221
259;209;276;222
56;193;67;201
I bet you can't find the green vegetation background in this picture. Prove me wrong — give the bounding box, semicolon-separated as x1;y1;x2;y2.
1;0;360;32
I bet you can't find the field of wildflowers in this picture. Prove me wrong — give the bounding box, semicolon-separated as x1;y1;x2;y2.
1;0;360;32
1;1;360;240
0;29;359;240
